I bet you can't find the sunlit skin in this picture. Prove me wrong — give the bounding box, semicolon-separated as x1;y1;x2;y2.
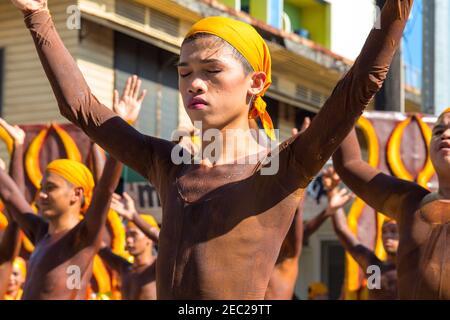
178;37;268;165
6;265;25;298
430;113;450;198
123;225;157;299
37;173;83;226
125;225;153;258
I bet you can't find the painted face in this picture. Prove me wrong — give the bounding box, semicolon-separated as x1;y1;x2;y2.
7;264;25;295
382;221;399;255
125;224;152;257
430;113;450;176
37;172;81;219
178;36;254;131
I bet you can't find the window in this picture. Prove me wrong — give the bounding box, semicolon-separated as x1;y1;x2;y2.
321;240;345;300
241;0;250;13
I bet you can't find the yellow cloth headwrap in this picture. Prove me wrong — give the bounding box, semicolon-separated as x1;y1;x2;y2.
129;214;160;231
439;107;450;118
186;16;275;140
46;159;95;213
13;257;27;279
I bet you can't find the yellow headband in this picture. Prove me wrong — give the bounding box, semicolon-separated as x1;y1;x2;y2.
13;257;27;279
439;107;450;119
46;159;95;213
128;214;160;231
186;16;275;140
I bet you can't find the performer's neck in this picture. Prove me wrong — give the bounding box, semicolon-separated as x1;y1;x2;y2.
48;212;79;235
200;118;266;166
437;176;450;199
133;248;155;267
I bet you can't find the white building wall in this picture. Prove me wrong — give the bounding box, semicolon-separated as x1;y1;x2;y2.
328;0;376;61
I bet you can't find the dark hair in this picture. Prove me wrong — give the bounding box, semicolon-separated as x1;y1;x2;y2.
182;33;254;75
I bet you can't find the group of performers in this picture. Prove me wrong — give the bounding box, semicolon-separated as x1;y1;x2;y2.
0;0;448;300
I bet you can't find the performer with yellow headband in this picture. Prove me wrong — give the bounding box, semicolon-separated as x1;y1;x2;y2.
0;120;125;299
3;258;27;300
333;105;450;299
12;0;412;299
0;118;27;300
0;229;23;300
99;191;160;300
0;156;122;299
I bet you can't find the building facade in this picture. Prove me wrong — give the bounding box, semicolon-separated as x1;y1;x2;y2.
423;0;450;115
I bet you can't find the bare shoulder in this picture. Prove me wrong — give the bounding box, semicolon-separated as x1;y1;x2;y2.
419;192;447;208
398;186;431;217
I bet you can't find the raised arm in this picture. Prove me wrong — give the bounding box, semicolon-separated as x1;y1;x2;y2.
80;73;157;246
11;0;174;186
1;120;27;195
0;131;25;262
0;212;21;265
332;129;429;220
0;120;24;262
0;165;45;244
111;193;160;243
332;208;382;272
0;143;25;298
0;120;47;244
98;243;131;275
291;0;413;185
81;156;123;247
303;209;332;245
303;166;352;243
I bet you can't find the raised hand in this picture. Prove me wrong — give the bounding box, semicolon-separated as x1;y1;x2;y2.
300;117;311;133
0;118;25;145
326;187;354;215
10;0;47;13
113;75;147;125
291;117;311;136
322;166;341;193
111;192;138;221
